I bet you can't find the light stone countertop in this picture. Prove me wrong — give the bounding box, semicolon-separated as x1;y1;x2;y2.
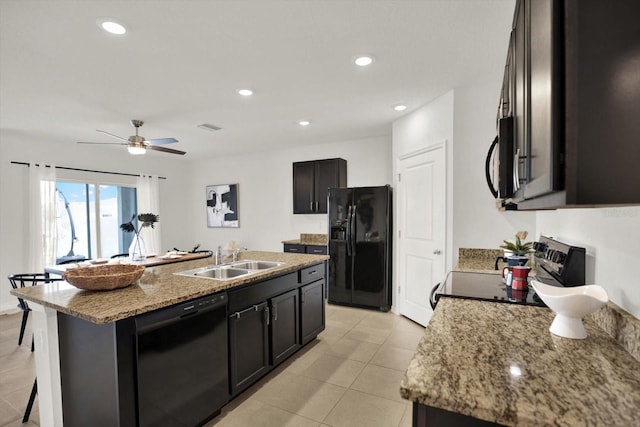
400;297;640;426
282;233;328;245
11;251;328;324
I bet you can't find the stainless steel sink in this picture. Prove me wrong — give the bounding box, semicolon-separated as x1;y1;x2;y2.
192;268;250;279
175;260;285;281
230;260;284;270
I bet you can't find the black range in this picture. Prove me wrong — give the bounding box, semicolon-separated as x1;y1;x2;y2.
430;270;544;309
430;236;587;310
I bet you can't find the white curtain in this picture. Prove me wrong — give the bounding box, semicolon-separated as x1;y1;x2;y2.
28;163;57;272
136;175;161;255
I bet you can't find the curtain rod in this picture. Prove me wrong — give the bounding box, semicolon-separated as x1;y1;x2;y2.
10;161;167;180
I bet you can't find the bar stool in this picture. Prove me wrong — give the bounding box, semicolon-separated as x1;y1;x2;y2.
8;273;63;351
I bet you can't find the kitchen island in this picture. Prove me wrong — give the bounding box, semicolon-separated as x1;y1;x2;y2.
400;297;640;426
11;251;328;427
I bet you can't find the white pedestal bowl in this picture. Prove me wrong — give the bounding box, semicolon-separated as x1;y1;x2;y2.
530;280;608;339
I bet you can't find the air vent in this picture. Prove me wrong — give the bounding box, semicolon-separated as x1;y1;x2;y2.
197;123;222;132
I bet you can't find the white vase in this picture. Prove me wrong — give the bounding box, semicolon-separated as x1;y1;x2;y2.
129;234;147;261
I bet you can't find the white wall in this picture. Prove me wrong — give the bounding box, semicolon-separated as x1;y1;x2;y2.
452;73;536;255
0;134;190;312
537;207;640;318
184;135;392;253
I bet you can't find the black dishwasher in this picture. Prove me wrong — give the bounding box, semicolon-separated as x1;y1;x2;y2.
135;292;229;427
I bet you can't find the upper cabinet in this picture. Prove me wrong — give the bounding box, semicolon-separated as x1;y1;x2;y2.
495;0;640;209
293;158;347;214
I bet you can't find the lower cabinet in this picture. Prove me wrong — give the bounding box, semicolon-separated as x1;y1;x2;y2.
228;301;270;396
228;263;326;397
270;289;301;366
300;279;325;345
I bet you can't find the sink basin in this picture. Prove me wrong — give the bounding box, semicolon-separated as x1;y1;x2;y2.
192;267;250;279
175;260;285;281
230;260;284;270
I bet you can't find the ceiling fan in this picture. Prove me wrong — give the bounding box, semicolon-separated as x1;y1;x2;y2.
77;119;185;155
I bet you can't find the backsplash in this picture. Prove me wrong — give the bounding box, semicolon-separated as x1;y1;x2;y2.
589;303;640;363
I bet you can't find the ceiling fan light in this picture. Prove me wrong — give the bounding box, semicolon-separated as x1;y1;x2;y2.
128;145;146;155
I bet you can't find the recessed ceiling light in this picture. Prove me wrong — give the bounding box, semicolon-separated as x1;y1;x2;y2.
97;18;127;35
298;120;311;126
394;104;408;112
238;89;253;97
354;55;374;67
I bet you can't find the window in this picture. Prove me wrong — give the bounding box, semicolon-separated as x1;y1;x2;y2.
55;181;137;263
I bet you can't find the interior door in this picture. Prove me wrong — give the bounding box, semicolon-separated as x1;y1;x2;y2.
397;145;445;326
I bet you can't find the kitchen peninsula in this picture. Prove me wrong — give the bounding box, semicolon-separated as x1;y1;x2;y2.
400;297;640;426
11;251;328;427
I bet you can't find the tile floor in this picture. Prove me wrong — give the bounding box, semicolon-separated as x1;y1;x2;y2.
0;303;425;427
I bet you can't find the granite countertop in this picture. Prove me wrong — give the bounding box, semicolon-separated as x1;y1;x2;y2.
400;298;640;426
282;233;327;245
11;251;328;325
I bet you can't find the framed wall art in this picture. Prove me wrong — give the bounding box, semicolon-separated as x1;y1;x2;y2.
206;184;239;228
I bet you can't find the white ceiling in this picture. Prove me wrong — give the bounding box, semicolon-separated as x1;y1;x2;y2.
0;0;515;159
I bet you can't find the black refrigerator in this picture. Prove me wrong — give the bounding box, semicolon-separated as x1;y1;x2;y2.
327;185;392;311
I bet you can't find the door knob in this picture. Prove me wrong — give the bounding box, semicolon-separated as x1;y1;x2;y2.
433;250;441;255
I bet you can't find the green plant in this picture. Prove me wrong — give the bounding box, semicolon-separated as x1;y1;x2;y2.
120;213;159;237
500;231;533;256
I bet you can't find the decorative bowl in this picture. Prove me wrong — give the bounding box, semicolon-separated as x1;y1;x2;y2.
531;279;608;339
63;264;145;291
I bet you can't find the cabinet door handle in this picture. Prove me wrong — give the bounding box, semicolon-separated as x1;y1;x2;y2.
264;306;270;326
234;305;259;319
315;201;319;211
310;202;314;212
513;148;520;191
272;305;278;321
307;270;317;276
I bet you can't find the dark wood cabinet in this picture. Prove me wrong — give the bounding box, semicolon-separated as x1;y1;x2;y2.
284;243;327;255
293;158;346;214
300;279;325;345
227;264;326;395
270;289;300;366
500;0;640;209
228;301;269;396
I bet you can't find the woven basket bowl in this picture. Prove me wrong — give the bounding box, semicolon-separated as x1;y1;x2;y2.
63;264;145;291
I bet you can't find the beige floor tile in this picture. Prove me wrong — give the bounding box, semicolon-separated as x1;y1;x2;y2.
343;324;391;345
383;330;425;352
297;354;366;388
370;345;416;371
392;316;426;334
358;311;401;330
0;361;36;397
323;389;406;427
252;372;346;422
350;364;407;403
399;402;413;427
207;399;319;427
318;322;350;344
311;336;381;363
0;398;23;426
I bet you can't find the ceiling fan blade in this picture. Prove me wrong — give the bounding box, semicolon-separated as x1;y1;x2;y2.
146;137;178;146
96;130;128;142
148;145;186;155
77;141;128;146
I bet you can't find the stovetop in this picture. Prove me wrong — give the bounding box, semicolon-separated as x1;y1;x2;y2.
435;271;545;307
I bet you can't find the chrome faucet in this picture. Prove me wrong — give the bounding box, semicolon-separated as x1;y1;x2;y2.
232;247;247;262
215;245;223;265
